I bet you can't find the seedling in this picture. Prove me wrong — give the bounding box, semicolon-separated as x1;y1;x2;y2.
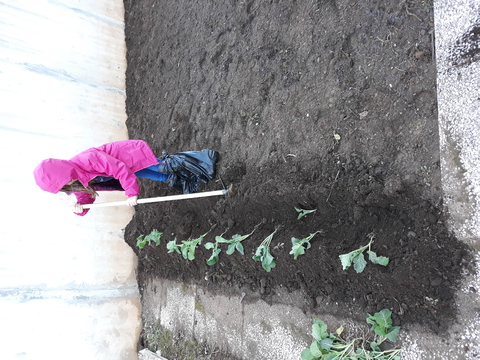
290;231;322;260
219;228;257;255
366;309;400;343
252;229;278;272
167;232;208;261
301;309;401;360
166;238;180;254
339;233;389;273
204;241;221;266
180;232;208;260
204;228;256;266
136;229;162;249
295;207;317;220
204;230;225;266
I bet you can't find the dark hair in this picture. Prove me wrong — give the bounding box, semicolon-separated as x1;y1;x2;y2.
59;180;98;197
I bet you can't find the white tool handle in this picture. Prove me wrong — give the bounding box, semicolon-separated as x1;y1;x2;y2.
82;189;227;209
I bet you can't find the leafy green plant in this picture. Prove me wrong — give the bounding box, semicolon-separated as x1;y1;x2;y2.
204;241;221;266
339;233;389;273
290;231;322;260
295;207;317;220
167;233;208;261
204;227;258;266
366;309;400;343
219;228;256;255
166;238;181;254
301;310;401;360
252;229;278;272
181;232;208;260
136;229;162;249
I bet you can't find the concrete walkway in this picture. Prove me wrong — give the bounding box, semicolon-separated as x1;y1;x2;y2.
138;1;480;359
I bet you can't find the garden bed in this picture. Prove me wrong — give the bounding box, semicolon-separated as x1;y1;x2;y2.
123;0;473;354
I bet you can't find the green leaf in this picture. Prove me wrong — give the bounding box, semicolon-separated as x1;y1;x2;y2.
295;207;317;220
148;230;162;246
231;233;252;242
215;235;230;243
353;253;367;273
291;237;302;246
370;342;381;352
262;258;276;272
339;253;354;270
339;240;373;272
187;245;196;260
236;242;244;255
181;244;190;259
368;251;389;266
300;348;315;360
206;248;221;266
262;249;274;266
319;337;333;351
375;255;389;266
226;242;236;255
253;230;278;271
374;309;392;329
252;246;265;262
290;244;306;260
385;326;401;342
290;235;316;260
367;309;394;338
312;320;328;341
204;242;215;250
166;240;180;254
309;341;323;358
136;235;147;249
324;354;337;360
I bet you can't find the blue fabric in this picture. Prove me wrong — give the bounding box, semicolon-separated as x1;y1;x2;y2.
134;159;168;182
93;176;115;182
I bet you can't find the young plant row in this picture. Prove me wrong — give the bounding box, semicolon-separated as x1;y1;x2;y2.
302;308;401;360
136;225;322;272
135;209;391;275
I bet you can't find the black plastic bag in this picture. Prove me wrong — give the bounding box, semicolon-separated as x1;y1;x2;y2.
159;149;218;194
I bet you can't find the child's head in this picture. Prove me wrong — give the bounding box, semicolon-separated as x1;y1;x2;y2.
59;180;97;196
34;159;81;194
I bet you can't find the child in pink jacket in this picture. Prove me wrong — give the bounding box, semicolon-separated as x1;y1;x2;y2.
33;140;217;216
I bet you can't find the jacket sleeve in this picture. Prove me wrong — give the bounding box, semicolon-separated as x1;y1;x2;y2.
86;151;141;197
73;191;95;216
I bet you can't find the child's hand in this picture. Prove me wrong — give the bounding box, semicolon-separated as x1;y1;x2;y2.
127;196;138;206
73;203;84;213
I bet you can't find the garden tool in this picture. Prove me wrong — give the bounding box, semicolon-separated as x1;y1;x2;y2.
82;189;228;209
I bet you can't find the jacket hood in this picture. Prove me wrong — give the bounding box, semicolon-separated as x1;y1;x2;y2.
34;159;88;194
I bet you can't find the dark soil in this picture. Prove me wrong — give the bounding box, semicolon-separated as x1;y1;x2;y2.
123;0;473;346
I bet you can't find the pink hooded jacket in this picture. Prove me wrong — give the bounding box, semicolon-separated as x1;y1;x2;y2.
34;140;159;215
